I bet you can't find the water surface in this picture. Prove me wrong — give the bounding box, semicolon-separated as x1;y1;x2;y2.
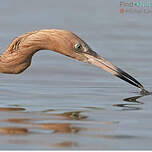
0;0;152;150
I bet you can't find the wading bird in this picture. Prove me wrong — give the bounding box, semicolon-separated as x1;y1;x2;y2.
0;29;146;91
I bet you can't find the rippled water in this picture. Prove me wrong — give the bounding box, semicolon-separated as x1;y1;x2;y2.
0;0;152;150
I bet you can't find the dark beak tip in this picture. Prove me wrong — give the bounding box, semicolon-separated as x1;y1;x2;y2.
115;67;144;89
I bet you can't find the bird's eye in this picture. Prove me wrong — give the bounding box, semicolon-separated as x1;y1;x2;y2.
74;43;82;51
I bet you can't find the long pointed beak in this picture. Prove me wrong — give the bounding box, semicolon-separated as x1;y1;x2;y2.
84;52;144;89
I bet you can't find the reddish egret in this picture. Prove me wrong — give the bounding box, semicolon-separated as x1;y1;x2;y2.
0;29;145;90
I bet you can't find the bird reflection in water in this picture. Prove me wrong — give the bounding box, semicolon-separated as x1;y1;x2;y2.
39;111;87;133
0;127;28;135
54;111;88;120
113;91;152;111
52;141;78;148
39;123;84;134
0;107;25;111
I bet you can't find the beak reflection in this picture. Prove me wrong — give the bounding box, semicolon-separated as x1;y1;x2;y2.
84;51;144;89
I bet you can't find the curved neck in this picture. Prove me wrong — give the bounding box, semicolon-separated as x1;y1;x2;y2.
3;30;55;56
0;29;76;74
0;30;64;74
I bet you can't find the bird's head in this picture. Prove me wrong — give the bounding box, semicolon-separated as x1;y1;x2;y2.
45;29;143;89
